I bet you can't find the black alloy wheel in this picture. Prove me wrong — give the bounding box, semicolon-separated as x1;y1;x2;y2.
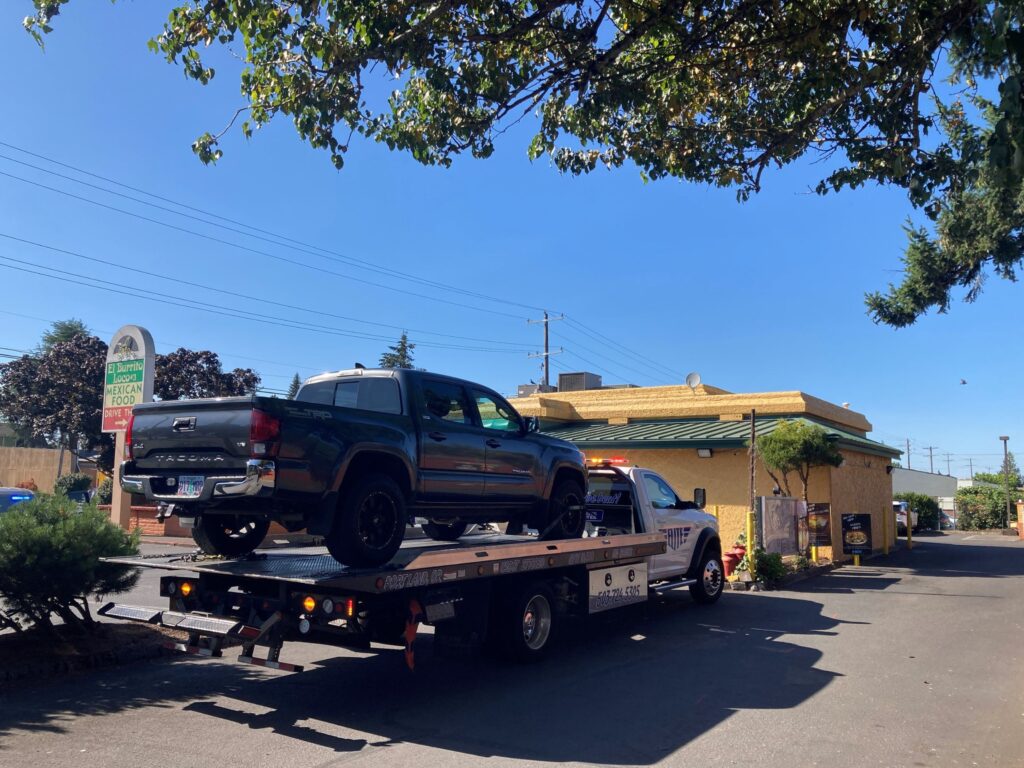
191;514;270;558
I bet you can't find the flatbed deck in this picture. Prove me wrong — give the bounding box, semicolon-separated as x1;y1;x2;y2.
105;531;666;594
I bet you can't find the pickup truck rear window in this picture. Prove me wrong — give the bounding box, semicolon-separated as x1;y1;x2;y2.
296;378;402;414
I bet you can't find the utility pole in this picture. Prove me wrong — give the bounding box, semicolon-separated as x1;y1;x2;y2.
905;438;911;470
527;312;564;389
1000;436;1011;529
968;458;974;479
943;453;953;475
924;446;938;474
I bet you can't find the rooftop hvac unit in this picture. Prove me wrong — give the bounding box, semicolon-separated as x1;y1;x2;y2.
517;383;557;397
558;372;602;392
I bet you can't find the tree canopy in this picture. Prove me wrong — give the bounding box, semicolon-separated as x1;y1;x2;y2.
25;1;1024;324
757;420;844;502
0;336;260;471
38;318;89;354
379;332;416;369
0;334;110;463
154;348;260;400
974;450;1021;487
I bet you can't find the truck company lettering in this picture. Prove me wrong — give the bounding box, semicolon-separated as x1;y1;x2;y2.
381;569;444;591
663;526;693;551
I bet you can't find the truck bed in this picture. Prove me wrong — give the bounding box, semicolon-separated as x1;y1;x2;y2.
105;531;666;595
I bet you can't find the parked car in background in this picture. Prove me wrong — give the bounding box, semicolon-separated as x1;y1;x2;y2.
0;487;35;513
893;500;918;535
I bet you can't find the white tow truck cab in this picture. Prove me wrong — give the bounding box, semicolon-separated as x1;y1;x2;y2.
585;459;723;595
97;462;723;668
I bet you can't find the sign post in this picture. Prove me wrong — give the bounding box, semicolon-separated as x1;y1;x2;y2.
806;503;832;563
841;513;873;566
102;325;154;530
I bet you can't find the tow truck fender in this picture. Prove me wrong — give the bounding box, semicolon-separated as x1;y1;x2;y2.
685;528;722;580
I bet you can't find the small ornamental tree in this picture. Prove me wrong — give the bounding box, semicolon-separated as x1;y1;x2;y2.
894;492;941;530
0;496;139;635
757;421;844;503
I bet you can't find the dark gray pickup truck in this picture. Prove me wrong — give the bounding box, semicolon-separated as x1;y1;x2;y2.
121;368;588;566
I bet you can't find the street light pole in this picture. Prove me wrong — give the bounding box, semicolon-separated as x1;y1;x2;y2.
1000;436;1011;529
999;436;1012;528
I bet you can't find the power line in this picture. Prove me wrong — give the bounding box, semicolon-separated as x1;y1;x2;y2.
551;328;673;386
0;140;715;386
563;317;684;381
0;143;548;313
0;257;526;354
0;232;534;350
0;168;527;320
0;307;327;375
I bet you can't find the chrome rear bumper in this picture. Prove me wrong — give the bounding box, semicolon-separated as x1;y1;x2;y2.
120;459;276;502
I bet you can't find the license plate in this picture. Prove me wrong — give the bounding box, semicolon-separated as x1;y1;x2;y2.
176;475;204;498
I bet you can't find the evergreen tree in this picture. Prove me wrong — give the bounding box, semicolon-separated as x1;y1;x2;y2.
287;373;302;399
379;333;416;369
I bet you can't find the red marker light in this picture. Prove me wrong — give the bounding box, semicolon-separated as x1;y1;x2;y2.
124;413;135;460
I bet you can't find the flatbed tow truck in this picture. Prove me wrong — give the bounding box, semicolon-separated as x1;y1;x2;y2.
100;462;723;670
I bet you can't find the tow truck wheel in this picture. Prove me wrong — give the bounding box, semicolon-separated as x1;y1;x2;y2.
327;473;407;567
422;521;469;541
689;549;725;605
492;581;557;661
540;478;587;541
191;515;270;558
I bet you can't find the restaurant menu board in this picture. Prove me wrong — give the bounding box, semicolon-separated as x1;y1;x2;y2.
841;513;873;555
807;503;832;547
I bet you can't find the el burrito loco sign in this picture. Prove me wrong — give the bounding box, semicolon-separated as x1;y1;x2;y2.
102;325;154;433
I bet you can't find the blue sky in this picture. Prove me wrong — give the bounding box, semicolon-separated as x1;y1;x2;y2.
1;2;1020;476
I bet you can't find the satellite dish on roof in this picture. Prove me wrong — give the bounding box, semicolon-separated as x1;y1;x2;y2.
685;371;702;392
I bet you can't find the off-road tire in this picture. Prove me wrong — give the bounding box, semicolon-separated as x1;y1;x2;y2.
689;548;725;605
191;515;270;558
539;478;587;540
326;473;407;567
422;521;469;541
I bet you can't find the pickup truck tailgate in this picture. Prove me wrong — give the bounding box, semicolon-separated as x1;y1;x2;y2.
130;397;254;472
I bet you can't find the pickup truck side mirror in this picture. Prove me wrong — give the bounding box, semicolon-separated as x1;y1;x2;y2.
693;488;706;509
522;416;540;434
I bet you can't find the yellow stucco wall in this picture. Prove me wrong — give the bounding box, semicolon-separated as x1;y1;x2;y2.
0;447;62;492
829;449;896;553
581;446;893;561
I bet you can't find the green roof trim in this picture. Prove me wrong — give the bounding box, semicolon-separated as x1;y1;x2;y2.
543;416;901;459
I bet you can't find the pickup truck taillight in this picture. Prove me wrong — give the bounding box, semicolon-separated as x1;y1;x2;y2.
250;409;281;458
124;413;135;460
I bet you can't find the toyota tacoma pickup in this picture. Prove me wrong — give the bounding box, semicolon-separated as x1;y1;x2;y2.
120;368;588;566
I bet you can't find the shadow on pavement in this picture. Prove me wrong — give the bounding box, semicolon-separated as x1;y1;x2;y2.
0;590;845;764
874;535;1024;578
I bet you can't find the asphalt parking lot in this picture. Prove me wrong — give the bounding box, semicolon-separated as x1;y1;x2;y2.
1;533;1021;768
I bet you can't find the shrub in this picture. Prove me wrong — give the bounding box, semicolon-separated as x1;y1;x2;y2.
754;549;787;588
955;486;1012;530
0;495;139;634
54;472;92;497
95;477;113;505
894;491;941;530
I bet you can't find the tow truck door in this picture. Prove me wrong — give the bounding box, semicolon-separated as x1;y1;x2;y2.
635;470;702;580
